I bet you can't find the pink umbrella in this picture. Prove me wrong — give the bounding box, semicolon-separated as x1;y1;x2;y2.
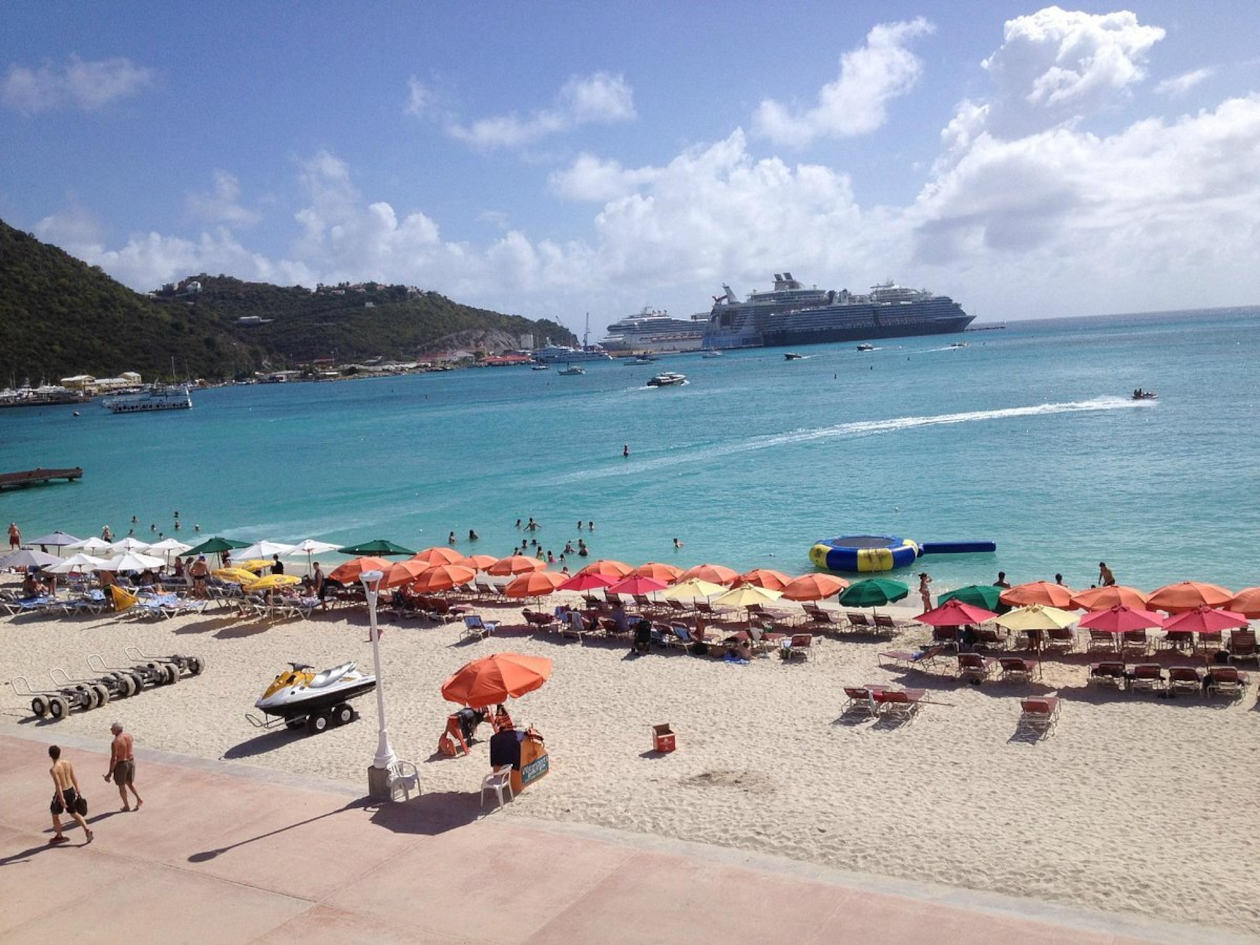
915;599;997;626
1077;604;1166;633
606;575;670;596
1161;606;1248;634
557;571;616;592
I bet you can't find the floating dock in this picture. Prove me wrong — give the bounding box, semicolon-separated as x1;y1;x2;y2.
0;467;83;490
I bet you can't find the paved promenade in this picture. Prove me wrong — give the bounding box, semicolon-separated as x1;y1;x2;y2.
0;728;1250;945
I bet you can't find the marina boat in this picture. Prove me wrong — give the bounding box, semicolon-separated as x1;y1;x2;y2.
253;661;377;733
102;385;192;414
704;273;973;350
532;343;610;363
701;349;724;358
531;363;550;370
646;372;687;387
0;383;86;409
558;364;585;375
784;352;805;360
625;354;657;364
599;307;708;353
949;342;969;348
856;343;875;351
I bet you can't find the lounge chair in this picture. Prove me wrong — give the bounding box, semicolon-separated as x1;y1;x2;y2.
783;633;814;661
1017;697;1060;737
523;608;557;630
1087;630;1118;654
1159;629;1195;652
842;684;887;719
1167;665;1204;696
560;611;587;644
878;646;944;672
845;612;872;630
1088;660;1127;689
665;599;691;616
997;656;1037;684
1043;625;1076;654
1205;666;1248;698
1120;629;1149;657
665;623;695;651
930;625;959;649
974;626;1009;651
803;603;841;628
1128;663;1165;693
462;614;498;640
1227;629;1257;664
872;687;927;723
957;652;997;683
872;613;902;634
747;625;785;655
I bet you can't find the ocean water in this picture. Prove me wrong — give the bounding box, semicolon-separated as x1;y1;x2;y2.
2;307;1257;594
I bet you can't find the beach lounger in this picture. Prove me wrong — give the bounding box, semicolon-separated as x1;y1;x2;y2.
462;614;498;641
665;623;697;651
1227;629;1257;664
666;599;691;616
523;608;557;630
746;626;784;655
1017;696;1060;737
1088;661;1127;689
1042;626;1076;654
842;684;887;719
1087;629;1118;654
783;633;814;661
560;611;588;644
872;613;902;634
872;687;927;723
878;646;944;672
997;656;1038;684
1159;630;1195;652
1167;665;1204;696
957;652;997;683
975;626;1009;651
1128;663;1165;693
845;612;872;630
1205;666;1248;698
1120;629;1149;657
930;625;960;648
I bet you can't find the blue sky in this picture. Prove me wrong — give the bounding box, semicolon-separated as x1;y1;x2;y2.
3;1;1259;336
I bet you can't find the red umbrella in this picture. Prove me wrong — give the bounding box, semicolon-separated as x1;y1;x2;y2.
441;653;552;706
380;559;433;589
1001;581;1074;609
1161;606;1248;634
558;571;616;592
575;559;633;579
737;568;793;591
915;599;997;626
327;556;392;584
1069;585;1149;611
411;546;467;566
780;573;849;601
1146;581;1234;613
677;563;739;586
503;570;568;598
1226;587;1260;618
1078;604;1165;633
487;555;548;576
606;575;670;596
410;564;476;593
630;562;683;583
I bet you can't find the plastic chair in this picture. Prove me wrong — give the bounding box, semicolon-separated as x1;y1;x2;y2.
480;764;515;811
388;761;420;801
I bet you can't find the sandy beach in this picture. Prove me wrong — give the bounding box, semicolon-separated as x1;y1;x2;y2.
2;587;1257;937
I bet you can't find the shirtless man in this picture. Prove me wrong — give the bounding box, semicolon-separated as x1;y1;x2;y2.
104;722;143;811
48;745;92;844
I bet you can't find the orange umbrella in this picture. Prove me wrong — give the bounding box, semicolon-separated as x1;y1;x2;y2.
463;554;499;571
1226;587;1260;618
1146;581;1234;614
576;558;633;579
412;546;467;566
631;561;683;583
781;573;849;601
410;564;476;593
503;570;568;598
328;556;392;584
678;563;739;586
737;568;792;591
380;559;432;588
1070;585;1149;611
487;555;548;576
441;652;553;707
1001;581;1074;609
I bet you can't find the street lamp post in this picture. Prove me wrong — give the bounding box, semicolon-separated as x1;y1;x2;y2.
361;570;397;798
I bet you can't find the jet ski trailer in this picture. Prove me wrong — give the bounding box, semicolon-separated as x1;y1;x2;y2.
247;661;377;734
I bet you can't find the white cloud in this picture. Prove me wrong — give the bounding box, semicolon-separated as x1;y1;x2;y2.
549;153;663;201
186;171;260;227
2;54;153;114
404;76;434;117
753;18;933;147
446;72;635;148
1155;67;1213;96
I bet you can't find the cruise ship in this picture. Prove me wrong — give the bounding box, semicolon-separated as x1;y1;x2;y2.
531;342;612;364
599;307;707;353
703;273;974;349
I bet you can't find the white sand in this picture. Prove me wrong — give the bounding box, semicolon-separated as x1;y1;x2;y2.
2;591;1257;935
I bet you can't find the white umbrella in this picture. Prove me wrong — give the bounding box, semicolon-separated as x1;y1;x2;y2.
101;551;165;572
287;539;340;575
67;536;113;555
234;540;298;561
110;537;152;553
46;553;108;574
0;548;61;570
28;530;81;554
147;538;193;563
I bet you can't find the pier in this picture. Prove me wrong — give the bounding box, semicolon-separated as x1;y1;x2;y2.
0;467;83;490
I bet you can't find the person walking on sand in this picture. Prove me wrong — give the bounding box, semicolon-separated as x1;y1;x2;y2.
105;722;142;811
8;522;20;550
48;745;92;844
918;572;933;610
1098;562;1116;586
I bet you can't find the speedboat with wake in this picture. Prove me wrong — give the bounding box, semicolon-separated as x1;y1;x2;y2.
249;661;376;733
1131;388;1157;400
647;372;687;387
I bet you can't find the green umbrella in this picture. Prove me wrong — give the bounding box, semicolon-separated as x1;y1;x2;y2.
838;578;909;608
336;538;416;556
938;584;1003;610
180;536;251;557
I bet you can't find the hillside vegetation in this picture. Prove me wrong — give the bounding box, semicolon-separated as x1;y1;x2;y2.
0;218;574;382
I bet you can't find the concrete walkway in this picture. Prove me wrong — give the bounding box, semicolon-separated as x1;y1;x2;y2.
0;728;1251;945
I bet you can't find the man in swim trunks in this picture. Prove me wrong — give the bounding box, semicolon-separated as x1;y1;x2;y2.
105;722;143;811
48;744;92;843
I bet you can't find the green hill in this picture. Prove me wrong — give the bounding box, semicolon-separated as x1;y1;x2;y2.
0;218;575;382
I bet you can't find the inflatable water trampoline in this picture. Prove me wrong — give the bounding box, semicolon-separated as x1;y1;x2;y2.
809;534;996;573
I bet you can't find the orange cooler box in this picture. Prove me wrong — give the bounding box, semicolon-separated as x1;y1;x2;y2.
652;723;676;753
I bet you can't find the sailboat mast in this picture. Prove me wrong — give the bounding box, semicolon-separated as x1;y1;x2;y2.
583;312;589;350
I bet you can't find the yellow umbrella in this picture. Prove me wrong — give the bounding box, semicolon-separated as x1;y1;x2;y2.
713;584;783;608
213;567;263;584
238;558;271;573
246;574;302;592
662;578;725;600
993;604;1077;631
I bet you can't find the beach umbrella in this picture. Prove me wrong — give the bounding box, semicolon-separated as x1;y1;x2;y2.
286;539;340;576
212;567;264;584
109;537;152;553
66;536;113;555
487;555;548;576
713;584;783;608
336;539;416;557
237;558;272;573
677;563;740;586
463;554;499;571
781;573;849;601
379;559;433;589
1078;605;1165;633
181;536;251;557
102;551;165;572
937;584;1002;610
737;568;793;591
0;548;61;570
27;530;80;554
558;571;617;592
441;652;553;706
233;540;298;561
839;578;909;608
915;599;997;626
1146;581;1234;613
662;577;726;600
630;562;683;583
245;574;301;592
328;556;392;584
1226;587;1260;618
606;575;671;597
147;537;193;558
1000;581;1074;609
1069;585;1150;611
575;559;633;579
411;546;467;566
503;570;569;598
45;553;108;574
994;604;1077;631
1161;605;1248;634
410;564;476;593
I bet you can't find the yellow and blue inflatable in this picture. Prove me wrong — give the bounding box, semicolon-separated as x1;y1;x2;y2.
810;535;921;573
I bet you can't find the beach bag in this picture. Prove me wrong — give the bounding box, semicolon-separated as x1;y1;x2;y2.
74;794;88;816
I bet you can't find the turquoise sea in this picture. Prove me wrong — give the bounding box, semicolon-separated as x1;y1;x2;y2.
2;307;1257;594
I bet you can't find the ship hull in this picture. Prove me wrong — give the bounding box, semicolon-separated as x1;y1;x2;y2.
763;313;975;347
705;300;975;350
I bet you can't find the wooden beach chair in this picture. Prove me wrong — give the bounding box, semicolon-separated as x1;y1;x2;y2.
1017;697;1060;737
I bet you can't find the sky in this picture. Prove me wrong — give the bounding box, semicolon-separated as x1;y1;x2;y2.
3;1;1259;337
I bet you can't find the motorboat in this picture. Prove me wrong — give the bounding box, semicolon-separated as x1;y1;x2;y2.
647;372;687;387
1132;389;1157;400
531;363;550;371
701;349;723;358
558;364;585;375
251;661;376;733
949;342;969;348
855;343;875;352
784;352;805;360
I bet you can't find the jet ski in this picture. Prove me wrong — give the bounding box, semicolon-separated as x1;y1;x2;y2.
251;661;377;733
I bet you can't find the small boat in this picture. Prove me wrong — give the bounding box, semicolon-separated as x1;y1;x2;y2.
626;354;657;364
855;343;875;352
701;349;723;358
558;364;585;376
647;372;687;387
251;661;377;733
103;384;192;414
784;352;805;360
949;342;969;348
1132;389;1157;400
531;363;550;371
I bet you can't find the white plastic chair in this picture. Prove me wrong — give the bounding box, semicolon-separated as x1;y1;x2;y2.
388;761;419;801
480;765;515;811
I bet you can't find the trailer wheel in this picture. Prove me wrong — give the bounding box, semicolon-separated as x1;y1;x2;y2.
307;712;330;734
31;696;48;717
164;664;179;685
94;684;110;706
117;674;136;697
49;696;69;719
79;686;100;709
188;656;205;676
129;672;145;693
333;703;354;726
